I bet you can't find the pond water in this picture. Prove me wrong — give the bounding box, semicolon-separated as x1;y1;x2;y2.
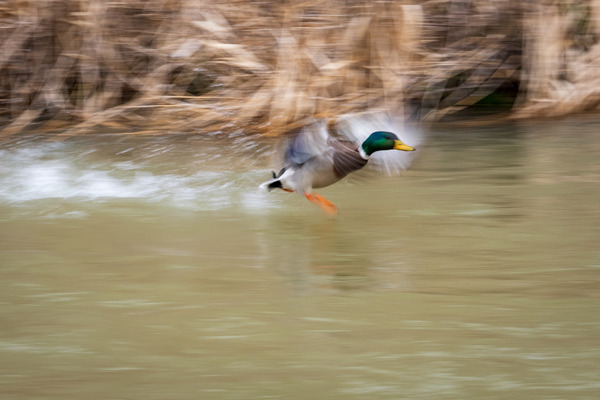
1;118;599;399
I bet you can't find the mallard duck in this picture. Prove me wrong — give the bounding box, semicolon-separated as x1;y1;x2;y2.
259;121;416;215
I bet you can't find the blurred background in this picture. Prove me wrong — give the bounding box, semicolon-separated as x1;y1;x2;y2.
2;0;600;135
1;1;600;399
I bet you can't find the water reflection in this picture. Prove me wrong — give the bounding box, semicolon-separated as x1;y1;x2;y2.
262;216;411;293
0;120;599;399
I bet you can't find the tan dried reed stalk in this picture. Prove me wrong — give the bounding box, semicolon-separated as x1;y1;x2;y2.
0;0;599;137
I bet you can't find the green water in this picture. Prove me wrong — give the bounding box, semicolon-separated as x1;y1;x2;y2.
1;119;599;399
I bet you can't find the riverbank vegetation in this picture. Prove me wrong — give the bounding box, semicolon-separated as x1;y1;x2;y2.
1;1;600;136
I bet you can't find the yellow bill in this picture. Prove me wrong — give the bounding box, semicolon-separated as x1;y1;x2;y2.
393;140;415;152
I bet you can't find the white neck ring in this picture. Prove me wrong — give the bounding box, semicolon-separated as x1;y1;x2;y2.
358;146;369;160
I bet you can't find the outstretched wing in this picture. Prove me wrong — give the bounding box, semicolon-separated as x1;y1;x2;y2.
284;120;330;167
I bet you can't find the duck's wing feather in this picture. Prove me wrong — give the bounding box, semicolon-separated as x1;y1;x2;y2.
284;121;330;166
330;139;368;178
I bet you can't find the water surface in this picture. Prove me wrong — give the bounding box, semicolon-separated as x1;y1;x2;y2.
1;119;599;399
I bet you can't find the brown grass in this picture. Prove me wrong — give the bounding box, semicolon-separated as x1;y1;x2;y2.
1;1;599;137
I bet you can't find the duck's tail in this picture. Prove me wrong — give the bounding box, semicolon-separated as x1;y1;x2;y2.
259;168;286;192
259;179;282;191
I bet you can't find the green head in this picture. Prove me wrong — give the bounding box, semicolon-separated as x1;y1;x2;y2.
360;131;415;156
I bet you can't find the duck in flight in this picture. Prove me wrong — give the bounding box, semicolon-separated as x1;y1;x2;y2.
260;122;416;215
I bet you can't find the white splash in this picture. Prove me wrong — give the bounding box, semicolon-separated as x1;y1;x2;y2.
0;143;279;213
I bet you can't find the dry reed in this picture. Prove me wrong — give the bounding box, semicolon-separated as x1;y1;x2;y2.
0;1;599;137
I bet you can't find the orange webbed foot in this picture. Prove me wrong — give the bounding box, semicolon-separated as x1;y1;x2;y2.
305;192;339;216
